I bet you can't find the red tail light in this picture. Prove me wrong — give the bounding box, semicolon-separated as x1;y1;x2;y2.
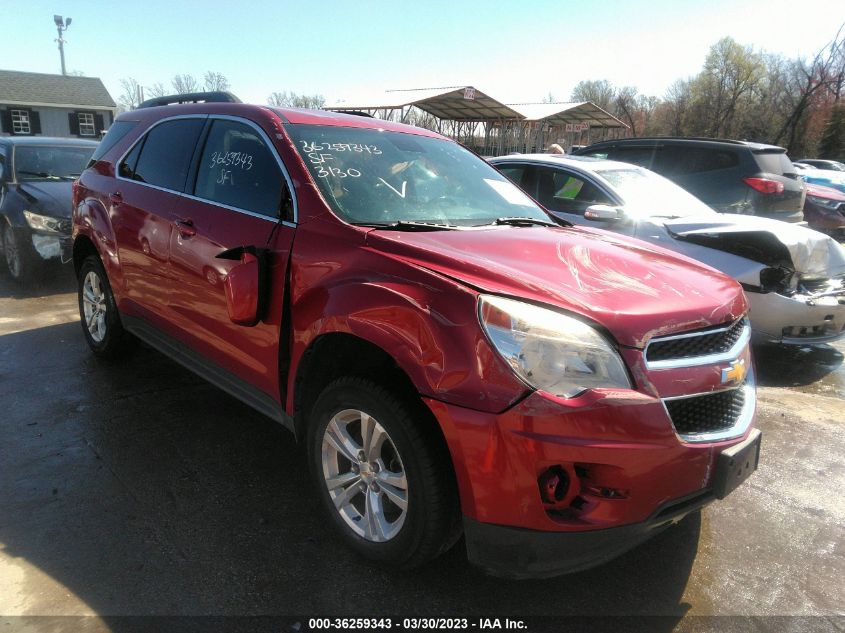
743;177;784;195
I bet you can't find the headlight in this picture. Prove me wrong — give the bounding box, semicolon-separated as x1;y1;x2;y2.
806;195;842;210
478;295;631;398
23;210;63;234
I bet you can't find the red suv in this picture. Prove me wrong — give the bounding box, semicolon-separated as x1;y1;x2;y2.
72;93;760;578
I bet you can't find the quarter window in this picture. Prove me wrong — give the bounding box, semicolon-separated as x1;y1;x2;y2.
194;119;290;219
125;118;205;191
11;110;30;135
78;112;96;137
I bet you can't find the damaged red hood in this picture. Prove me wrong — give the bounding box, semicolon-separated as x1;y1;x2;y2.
366;225;746;348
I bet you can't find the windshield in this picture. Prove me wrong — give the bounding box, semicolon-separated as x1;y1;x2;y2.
14;145;94;181
288;124;549;226
596;168;717;219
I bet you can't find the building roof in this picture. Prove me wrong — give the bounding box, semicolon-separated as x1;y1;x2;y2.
0;69;116;108
506;102;627;128
327;86;524;121
326;87;627;128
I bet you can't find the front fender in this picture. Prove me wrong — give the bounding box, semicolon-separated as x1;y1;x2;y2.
286;270;528;416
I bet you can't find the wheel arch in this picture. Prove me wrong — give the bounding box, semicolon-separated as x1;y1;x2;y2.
72;196;123;291
293;332;430;441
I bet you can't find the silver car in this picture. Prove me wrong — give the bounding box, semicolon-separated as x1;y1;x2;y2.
490;154;845;344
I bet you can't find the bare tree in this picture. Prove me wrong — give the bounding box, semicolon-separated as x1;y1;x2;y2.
118;77;143;111
267;90;325;109
614;86;640;136
773;24;845;151
146;82;167;98
203;71;230;92
171;74;199;94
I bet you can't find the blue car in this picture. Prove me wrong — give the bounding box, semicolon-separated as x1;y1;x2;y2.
800;169;845;194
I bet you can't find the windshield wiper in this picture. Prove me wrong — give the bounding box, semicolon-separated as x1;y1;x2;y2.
16;170;74;181
492;216;563;227
354;221;460;231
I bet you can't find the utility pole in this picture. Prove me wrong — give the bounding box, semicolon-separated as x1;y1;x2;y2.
53;15;72;76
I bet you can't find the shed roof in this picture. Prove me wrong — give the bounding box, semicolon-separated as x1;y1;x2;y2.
507;102;627;128
0;69;116;108
327;86;523;121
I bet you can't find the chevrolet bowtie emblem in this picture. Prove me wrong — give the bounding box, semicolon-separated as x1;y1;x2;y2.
721;359;747;385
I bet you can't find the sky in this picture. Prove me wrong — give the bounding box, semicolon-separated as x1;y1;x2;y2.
2;0;845;108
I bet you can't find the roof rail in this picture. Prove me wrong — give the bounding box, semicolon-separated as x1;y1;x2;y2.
590;136;748;146
137;91;242;109
333;110;374;118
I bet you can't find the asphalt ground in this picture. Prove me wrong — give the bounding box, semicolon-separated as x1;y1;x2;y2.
0;267;843;633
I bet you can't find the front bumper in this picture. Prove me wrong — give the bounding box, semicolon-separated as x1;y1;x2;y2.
464;489;711;578
746;289;845;343
464;428;762;578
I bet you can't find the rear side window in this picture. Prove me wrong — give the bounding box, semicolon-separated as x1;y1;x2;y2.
754;151;794;176
88;120;137;166
607;146;657;169
194;119;289;219
125;118;205;191
655;147;739;175
496;165;529;188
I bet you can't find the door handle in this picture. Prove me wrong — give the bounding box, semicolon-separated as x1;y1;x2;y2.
109;192;122;205
175;218;196;238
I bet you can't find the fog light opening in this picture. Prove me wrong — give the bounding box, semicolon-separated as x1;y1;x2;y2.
538;466;570;505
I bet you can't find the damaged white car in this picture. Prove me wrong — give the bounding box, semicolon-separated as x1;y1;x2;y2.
490;154;845;344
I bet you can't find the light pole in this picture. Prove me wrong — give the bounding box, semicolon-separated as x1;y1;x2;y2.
53;15;72;76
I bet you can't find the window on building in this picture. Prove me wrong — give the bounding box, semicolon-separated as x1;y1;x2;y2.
78;112;96;137
11;110;30;135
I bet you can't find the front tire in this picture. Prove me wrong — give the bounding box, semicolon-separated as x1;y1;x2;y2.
308;377;459;568
3;223;38;283
77;255;131;358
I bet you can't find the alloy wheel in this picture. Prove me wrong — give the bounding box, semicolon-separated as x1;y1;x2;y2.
82;270;108;343
321;408;408;542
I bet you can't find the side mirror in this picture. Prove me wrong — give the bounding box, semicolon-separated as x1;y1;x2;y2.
217;246;270;326
584;204;623;222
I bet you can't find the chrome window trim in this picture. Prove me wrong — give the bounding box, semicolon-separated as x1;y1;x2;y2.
661;366;757;444
644;318;751;370
114;113;298;225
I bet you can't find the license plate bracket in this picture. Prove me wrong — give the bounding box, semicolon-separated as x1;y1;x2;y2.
713;429;762;499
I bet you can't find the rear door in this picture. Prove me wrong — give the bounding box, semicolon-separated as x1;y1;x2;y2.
166;116;297;397
112;116;206;330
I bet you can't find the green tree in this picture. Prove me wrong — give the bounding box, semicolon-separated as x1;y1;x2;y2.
688;37;763;138
570;79;615;111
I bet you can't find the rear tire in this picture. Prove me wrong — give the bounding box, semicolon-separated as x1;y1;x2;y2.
308;376;460;568
77;254;131;358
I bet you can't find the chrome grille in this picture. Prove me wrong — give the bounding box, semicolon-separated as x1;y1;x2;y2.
646;318;748;366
